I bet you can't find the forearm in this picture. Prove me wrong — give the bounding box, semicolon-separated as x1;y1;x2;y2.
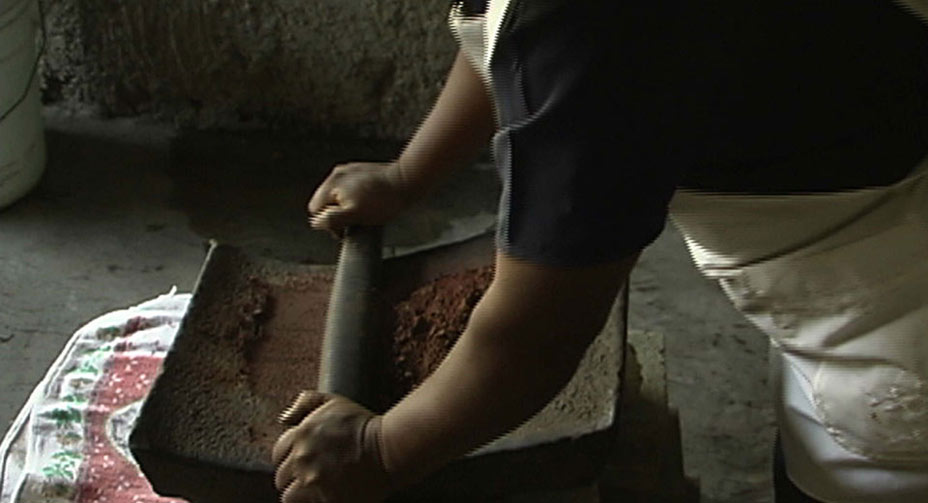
379;291;587;489
377;252;633;490
390;50;497;201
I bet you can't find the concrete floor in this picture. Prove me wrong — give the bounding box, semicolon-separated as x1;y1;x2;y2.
0;108;775;502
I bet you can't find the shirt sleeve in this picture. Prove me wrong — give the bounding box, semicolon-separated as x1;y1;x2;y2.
487;0;687;267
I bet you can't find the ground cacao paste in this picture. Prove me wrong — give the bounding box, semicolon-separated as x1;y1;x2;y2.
378;265;495;409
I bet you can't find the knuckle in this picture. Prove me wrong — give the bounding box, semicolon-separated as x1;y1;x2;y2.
274;466;289;486
314;219;332;232
291;448;312;464
308;196;325;212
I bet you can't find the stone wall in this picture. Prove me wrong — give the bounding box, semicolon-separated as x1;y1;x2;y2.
37;0;458;142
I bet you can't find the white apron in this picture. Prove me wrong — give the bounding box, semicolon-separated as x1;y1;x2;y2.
450;1;928;500
669;153;928;502
671;3;928;499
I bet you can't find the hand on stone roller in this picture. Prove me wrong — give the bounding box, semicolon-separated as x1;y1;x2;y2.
308;161;414;239
272;389;394;503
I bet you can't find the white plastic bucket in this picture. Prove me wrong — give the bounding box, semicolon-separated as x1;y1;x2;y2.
0;0;45;209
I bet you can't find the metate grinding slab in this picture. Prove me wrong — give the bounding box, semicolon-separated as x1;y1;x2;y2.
129;231;627;502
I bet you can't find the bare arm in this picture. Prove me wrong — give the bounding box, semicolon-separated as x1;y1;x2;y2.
308;50;496;231
388;49;497;203
378;250;640;490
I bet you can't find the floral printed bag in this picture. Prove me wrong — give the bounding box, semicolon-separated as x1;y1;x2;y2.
1;289;190;503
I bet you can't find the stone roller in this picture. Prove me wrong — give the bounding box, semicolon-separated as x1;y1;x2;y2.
317;224;383;409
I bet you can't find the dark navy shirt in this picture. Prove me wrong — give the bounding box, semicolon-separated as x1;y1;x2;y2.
456;0;928;265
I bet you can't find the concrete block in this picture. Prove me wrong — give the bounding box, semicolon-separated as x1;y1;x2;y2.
599;329;701;502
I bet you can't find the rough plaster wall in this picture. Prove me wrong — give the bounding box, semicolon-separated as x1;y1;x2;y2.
38;0;457;142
